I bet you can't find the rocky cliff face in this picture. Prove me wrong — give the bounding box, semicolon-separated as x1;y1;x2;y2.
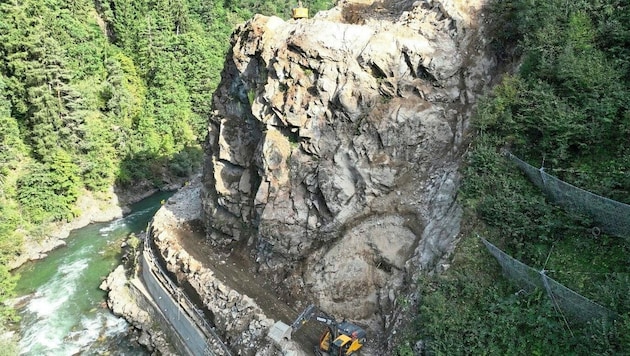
201;0;496;347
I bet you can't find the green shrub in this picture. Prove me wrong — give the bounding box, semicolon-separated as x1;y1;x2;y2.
17;154;80;224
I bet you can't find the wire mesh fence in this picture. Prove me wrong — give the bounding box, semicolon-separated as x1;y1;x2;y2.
542;272;618;324
481;237;617;324
508;153;630;239
481;237;543;292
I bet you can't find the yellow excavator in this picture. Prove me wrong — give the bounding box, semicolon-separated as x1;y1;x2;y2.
290;304;367;355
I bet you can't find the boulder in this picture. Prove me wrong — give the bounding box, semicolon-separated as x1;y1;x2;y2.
203;1;496;330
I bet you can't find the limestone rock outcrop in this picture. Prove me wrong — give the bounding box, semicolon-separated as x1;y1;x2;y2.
100;266;150;326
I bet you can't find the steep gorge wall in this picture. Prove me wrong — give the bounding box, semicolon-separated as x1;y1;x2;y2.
202;0;496;339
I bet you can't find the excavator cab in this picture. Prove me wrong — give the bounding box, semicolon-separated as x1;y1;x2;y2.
292;1;309;19
319;321;367;355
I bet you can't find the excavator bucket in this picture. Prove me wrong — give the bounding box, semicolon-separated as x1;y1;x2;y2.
319;329;332;352
269;321;293;343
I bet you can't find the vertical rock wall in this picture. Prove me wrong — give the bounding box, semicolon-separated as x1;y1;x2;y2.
203;0;495;334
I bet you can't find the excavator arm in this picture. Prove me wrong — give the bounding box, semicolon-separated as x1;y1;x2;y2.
290;304;317;331
270;304;366;355
291;304;337;331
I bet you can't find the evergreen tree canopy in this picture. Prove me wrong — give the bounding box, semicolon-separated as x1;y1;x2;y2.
0;0;335;327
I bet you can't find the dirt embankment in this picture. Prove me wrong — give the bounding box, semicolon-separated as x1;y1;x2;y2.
148;177;388;355
173;225;323;351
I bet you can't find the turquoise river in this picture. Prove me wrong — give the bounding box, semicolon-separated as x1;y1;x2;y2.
13;192;173;355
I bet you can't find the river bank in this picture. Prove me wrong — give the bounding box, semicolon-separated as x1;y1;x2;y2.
100;176;208;355
8;179;186;271
12;191;178;355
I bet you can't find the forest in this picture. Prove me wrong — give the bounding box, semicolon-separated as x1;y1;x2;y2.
0;0;331;328
398;0;630;354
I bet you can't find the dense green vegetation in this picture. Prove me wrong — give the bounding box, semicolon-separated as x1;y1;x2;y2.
0;0;332;327
398;0;630;354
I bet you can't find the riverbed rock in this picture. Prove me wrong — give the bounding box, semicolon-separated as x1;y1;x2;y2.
100;265;150;326
101;264;179;355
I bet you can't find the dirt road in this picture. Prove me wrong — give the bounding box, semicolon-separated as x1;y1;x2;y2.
175;227;322;353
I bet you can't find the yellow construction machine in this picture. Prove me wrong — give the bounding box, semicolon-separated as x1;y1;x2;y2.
290;304;367;355
292;1;309;19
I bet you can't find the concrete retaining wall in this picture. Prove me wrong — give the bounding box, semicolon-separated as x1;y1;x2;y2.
140;249;231;355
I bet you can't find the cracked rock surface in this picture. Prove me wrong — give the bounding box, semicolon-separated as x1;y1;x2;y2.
152;0;500;353
205;0;495;321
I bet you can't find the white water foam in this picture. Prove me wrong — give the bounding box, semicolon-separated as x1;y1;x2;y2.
99;217;127;236
25;258;88;318
19;258;90;355
17;196;160;355
62;312;130;354
65;314;105;351
104;312;129;336
98;206;154;236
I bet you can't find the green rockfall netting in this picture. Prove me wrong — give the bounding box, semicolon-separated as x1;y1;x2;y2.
481;237;617;324
509;153;630;240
